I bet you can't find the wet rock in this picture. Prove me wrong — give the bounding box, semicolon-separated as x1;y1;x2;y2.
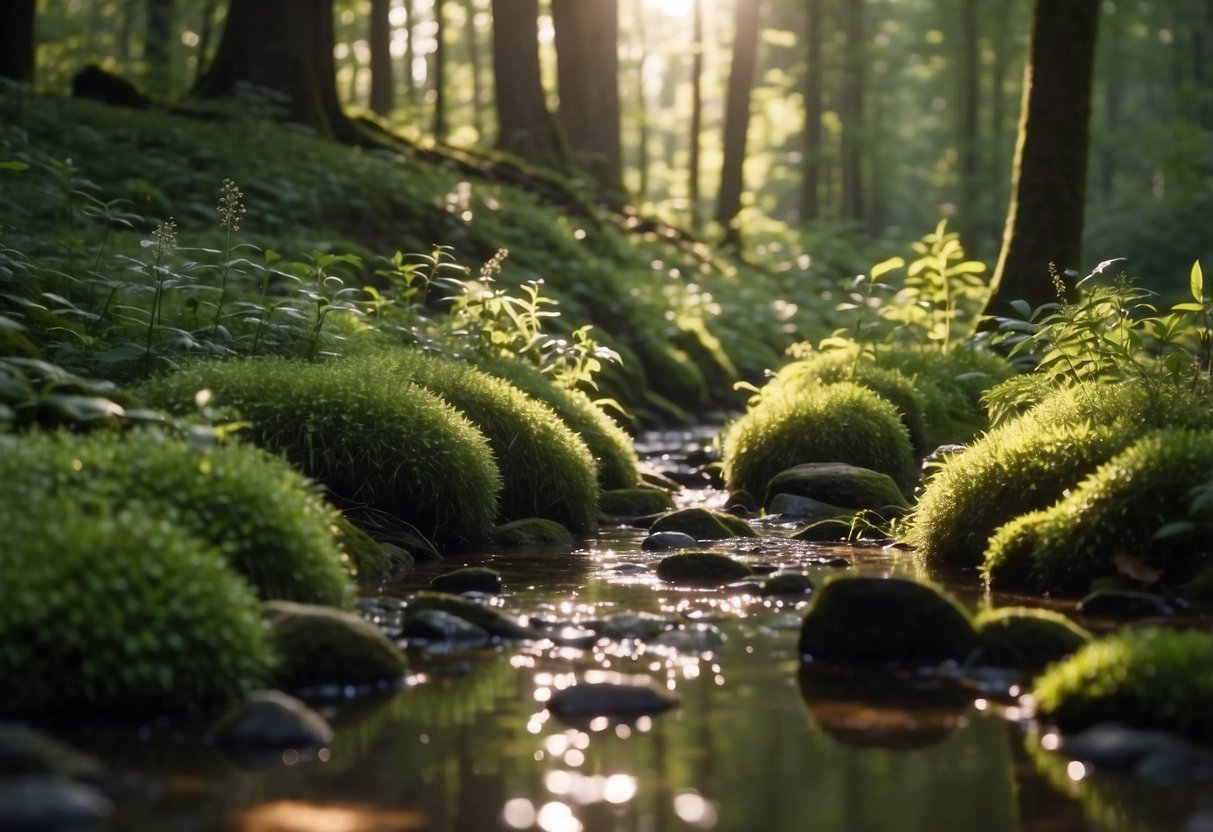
656;552;753;585
211;690;333;750
761;572;815;597
608;562;649;575
490;518;575;547
767;493;855;523
547;681;679;719
266;601;407;690
1076;590;1174;619
973;607;1092;670
1060;722;1213;782
641;531;699;551
1185;567;1213;611
600;487;675;517
405;592;538;640
430;567;503;595
537;624;599;649
798;576;977;666
401;609;491;644
1185;813;1213;832
791;518;861;542
651;623;726;652
724;490;759;516
723;579;764;594
0;777;112;831
763;462;909;513
0;723;104;782
650;507;757;540
750;562;781;574
594;612;673;641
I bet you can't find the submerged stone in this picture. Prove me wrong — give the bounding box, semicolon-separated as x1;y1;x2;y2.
641;531;699;551
210;690;333;749
490;518;575;547
600;487;676;517
761;572;815;597
0;777;112;831
547;681;679;719
650;623;726;652
430;567;503;595
400;610;491;644
266;601;407;690
767;493;854;523
594;612;674;641
649;507;757;540
656;552;753;585
1076;591;1175;620
405;592;537;640
0;723;104;782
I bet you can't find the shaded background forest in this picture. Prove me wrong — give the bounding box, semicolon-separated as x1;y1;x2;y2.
12;0;1213;288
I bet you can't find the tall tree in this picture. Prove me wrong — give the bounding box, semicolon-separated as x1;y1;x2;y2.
193;0;359;143
463;0;486;139
0;0;36;83
957;0;981;248
799;0;824;222
194;0;219;83
551;0;623;194
688;0;705;227
490;0;567;167
369;0;394;117
632;0;651;201
144;0;175;94
981;0;1101;321
402;0;417;105
839;0;865;223
432;0;448;140
715;0;763;246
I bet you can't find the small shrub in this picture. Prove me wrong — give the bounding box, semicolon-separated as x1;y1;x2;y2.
721;382;914;497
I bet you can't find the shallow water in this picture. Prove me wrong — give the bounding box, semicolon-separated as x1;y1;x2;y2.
61;433;1213;832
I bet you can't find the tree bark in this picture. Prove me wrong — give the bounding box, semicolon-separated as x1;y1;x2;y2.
840;0;865;223
369;0;394;116
957;0;980;249
144;0;175;94
490;0;568;167
688;0;704;227
0;0;36;83
551;0;623;194
464;0;485;140
800;0;823;222
193;0;358;143
433;0;448;140
194;0;218;83
715;0;763;247
982;0;1101;322
403;0;417;104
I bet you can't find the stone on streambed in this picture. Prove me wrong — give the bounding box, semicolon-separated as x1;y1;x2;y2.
489;518;574;547
401;610;491;645
650;507;757;540
210;690;333;749
1076;590;1175;619
593;612;674;641
973;607;1092;670
761;572;815;597
798;576;977;666
650;623;726;652
404;592;538;640
767;493;855;523
0;777;112;831
764;462;909;513
1057;722;1213;781
430;567;503;595
642;531;699;551
656;552;753;585
0;723;104;782
547;680;679;719
600;487;676;517
266;601;407;690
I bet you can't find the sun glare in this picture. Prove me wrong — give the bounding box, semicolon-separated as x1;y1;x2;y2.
646;0;695;18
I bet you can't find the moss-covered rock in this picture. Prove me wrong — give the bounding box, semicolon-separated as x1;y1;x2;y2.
490;517;575;547
0;428;353;607
1032;628;1213;740
0;503;274;718
599;487;676;517
403;592;537;640
655;552;753;585
879;346;1015;445
798;576;977;666
266;601;406;690
137;356;502;548
0;723;105;781
430;567;503;595
721;382;915;497
972;607;1092;670
761;572;815;597
1185;567;1213;611
763;462;908;514
333;514;392;581
984;429;1213;596
649;507;757;540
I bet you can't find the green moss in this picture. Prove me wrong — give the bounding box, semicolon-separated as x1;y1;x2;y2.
333;514;391;581
973;607;1092;670
600;486;676;517
266;601;406;690
984;429;1213;596
490;517;575;546
137;356;502;548
879;346;1015;444
0;428;353;606
1032;628;1213;740
0;502;274;718
721;382;914;496
656;552;753;585
763;462;908;514
650;507;757;540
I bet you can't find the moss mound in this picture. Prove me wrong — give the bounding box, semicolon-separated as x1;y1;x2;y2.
489;517;575;546
798;576;977;666
763;462;908;514
721;382;914;497
984;429;1213;596
137;357;501;548
600;487;676;517
430;567;503;595
1032;628;1213;740
973;607;1092;670
0;428;353;606
879;346;1015;444
655;553;753;585
649;507;757;540
371;351;599;535
404;592;537;639
0;502;274;718
266;601;406;690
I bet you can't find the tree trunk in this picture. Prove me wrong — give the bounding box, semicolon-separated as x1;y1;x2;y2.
982;0;1100;322
840;0;865;223
464;0;485;140
403;0;417;104
193;0;359;143
369;0;394;117
433;0;447;140
144;0;175;94
715;0;763;247
0;0;36;83
633;0;651;202
551;0;623;194
957;0;980;249
490;0;568;167
688;0;704;227
800;0;823;222
194;0;218;83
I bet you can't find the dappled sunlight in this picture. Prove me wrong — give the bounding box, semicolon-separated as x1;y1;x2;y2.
233;802;427;832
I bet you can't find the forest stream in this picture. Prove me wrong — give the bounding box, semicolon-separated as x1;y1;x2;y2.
43;428;1213;832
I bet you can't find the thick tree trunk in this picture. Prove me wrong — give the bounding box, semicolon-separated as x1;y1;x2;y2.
551;0;623;194
840;0;865;223
433;0;447;140
369;0;394;116
688;0;704;227
958;0;980;249
633;0;651;202
194;0;218;83
715;0;762;247
0;0;36;83
464;0;485;140
193;0;358;143
403;0;417;104
490;0;568;167
800;0;823;222
144;0;175;94
982;0;1100;322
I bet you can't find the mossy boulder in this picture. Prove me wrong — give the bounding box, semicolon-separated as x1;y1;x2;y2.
404;592;537;640
210;690;333;750
1185;568;1213;611
761;572;815;597
137;356;502;548
798;576;977;666
721;382;915;497
972;607;1092;670
0;503;274;718
0;428;353;607
763;462;908;514
490;517;575;547
983;429;1213;596
265;601;406;690
655;553;753;585
1032;628;1213;740
600;487;676;517
333;514;394;581
430;567;503;595
649;507;757;540
0;723;105;781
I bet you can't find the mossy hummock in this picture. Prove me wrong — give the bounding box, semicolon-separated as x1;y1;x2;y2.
649;507;757;540
973;607;1091;670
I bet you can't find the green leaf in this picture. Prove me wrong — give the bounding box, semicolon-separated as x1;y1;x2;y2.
1171;302;1204;313
869;256;905;281
1154;520;1197;541
1191;261;1204;304
0;160;30;172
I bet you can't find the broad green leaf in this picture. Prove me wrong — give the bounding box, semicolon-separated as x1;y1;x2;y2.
1191;260;1204;304
870;256;905;281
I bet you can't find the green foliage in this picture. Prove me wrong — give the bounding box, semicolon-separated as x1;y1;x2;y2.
877;346;1015;444
1032;628;1213;740
137;356;502;548
722;381;914;497
0;427;354;606
972;607;1092;671
0;501;274;718
983;429;1213;595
